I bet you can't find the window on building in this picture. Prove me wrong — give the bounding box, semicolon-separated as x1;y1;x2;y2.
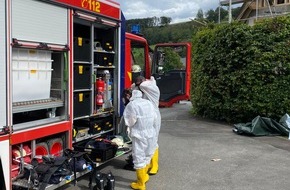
277;0;285;4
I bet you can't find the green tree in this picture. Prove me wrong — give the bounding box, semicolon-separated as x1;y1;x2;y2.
219;7;229;21
206;9;217;23
160;16;172;26
163;48;183;72
196;9;204;20
205;7;230;23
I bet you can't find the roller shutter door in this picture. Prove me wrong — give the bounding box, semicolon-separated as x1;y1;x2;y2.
12;0;68;45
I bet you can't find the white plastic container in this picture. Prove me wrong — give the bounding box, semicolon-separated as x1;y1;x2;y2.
12;49;53;102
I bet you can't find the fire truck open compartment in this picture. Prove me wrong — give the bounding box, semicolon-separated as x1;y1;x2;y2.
72;17;118;144
72;18;117;117
12;50;68;130
10;0;69;131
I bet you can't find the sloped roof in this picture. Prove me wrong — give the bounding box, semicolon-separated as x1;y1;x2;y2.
220;0;245;6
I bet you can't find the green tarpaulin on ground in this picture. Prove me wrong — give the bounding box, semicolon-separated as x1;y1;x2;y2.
233;114;290;136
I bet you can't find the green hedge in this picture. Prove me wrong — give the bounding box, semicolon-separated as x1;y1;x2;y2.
191;16;290;123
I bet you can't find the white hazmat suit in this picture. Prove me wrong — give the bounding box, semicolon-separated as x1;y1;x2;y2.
132;76;161;175
139;77;161;151
123;90;157;169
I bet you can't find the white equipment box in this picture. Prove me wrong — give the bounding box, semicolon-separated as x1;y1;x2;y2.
12;49;53;102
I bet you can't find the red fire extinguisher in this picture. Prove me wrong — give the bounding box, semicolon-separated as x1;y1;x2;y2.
94;78;104;107
96;93;103;106
96;77;104;106
96;78;105;93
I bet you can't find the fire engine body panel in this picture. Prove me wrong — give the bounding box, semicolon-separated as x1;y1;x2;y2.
0;0;123;189
124;32;151;89
1;0;12;189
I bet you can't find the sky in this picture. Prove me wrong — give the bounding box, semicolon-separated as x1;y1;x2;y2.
113;0;222;23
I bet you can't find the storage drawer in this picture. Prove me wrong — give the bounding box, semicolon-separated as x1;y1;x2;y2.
74;37;91;62
74;115;114;134
94;53;114;66
102;116;114;131
74;118;103;135
73;91;91;118
74;64;91;90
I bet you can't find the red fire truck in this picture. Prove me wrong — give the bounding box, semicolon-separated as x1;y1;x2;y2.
0;0;191;189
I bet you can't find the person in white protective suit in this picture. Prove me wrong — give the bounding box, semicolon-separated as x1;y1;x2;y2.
133;76;161;175
123;90;157;190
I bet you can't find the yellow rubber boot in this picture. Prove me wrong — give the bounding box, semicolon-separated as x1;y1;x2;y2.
148;148;159;175
131;167;149;190
144;164;150;182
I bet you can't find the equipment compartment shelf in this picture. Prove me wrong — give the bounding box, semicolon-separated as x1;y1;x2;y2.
73;61;91;64
73;128;114;143
73;109;114;121
93;50;115;54
94;65;115;69
73;89;92;92
13;98;64;113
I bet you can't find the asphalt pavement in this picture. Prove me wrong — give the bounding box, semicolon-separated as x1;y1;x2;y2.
61;101;290;190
